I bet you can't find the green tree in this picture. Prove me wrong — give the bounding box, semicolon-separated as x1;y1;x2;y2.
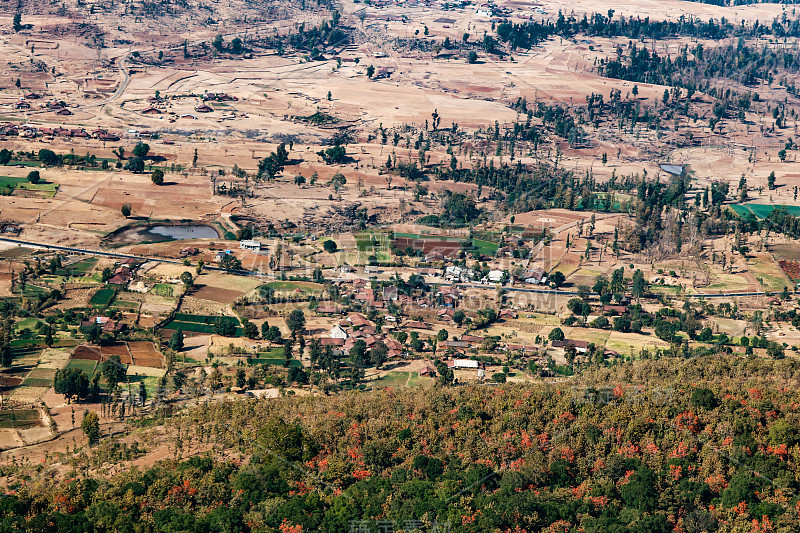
121;203;132;217
467;51;478;64
768;171;776;189
550;271;566;287
286;309;306;336
102;355;126;390
437;329;449;342
243;320;259;339
26;171;39;184
169;330;184;352
125;157;145;173
220;254;242;272
213;317;237;337
38;149;60;166
180;271;193;287
366;65;375;78
54;368;89;403
0;149;12;166
151;168;164;185
548;327;564;342
212;34;224;52
132;142;150;158
323;240;338;253
81;411;101;445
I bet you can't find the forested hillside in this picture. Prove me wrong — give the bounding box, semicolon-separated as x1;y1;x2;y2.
3;356;800;532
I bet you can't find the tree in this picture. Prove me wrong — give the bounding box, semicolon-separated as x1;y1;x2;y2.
38;149;60;166
26;171;40;184
467;51;478;64
54;368;89;403
180;271;194;287
132;142;150;159
366;65;375;78
121;203;132;217
286;309;306;336
261;320;271;340
691;388;717;410
453;310;465;326
220;253;242;272
548;327;564;342
125;157;145;173
102;355;126;391
437;329;449;342
768;171;776;189
169;330;184;352
631;269;646;300
231;37;243;54
550;271;566;288
243;320;259;339
369;342;388;368
151;169;164;185
13;13;21;32
0;149;12;166
213;317;237;337
212;34;224;52
81;411;100;445
323;240;338;253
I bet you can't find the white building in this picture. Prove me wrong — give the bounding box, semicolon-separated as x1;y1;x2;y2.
488;270;505;283
452;359;479;369
240;240;262;252
330;324;348;339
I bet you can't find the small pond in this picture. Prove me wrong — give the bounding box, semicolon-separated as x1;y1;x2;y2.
110;224;220;245
144;225;219;240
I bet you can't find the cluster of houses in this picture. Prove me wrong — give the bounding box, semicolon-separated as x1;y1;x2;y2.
0;122;121;142
106;258;142;286
325;313;405;357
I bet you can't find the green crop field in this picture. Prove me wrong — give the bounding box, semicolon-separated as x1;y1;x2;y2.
166;313;242;336
392;232;461;242
250;357;302;368
150;284;174;297
0;409;40;429
66;359;98;376
730;204;800;219
90;287;116;306
472;239;499;256
54;258;97;277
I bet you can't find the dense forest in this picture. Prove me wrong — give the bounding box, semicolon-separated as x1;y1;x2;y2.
3;356;800;532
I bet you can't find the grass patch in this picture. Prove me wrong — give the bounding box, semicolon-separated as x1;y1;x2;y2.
54;258;97;277
89;287;116;307
376;371;412;388
66;359;98;376
472;239;498;256
0;409;40;429
150;284;175;297
165;313;243;336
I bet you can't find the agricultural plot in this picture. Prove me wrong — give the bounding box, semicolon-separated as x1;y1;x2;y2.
55;257;98;277
72;345;102;361
190;284;244;304
471;239;499;257
89;287;116;307
778;260;800;283
66;359;98;376
0;409;41;429
128;342;163;368
748;256;791;292
150;283;175;297
0;176;59;198
22;368;56;388
102;343;133;365
164;313;242;336
731;204;800;219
